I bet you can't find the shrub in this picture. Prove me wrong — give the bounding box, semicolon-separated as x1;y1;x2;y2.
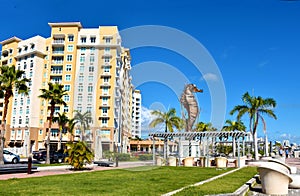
65;141;93;170
138;154;153;161
116;153;130;161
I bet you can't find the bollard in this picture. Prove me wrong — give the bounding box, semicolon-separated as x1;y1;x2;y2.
27;156;32;174
116;155;119;167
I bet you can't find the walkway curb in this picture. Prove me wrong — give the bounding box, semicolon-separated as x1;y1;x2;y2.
162;167;244;196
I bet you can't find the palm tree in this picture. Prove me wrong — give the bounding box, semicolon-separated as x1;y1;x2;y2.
39;82;67;164
149;108;181;160
53;112;69;151
74;111;92;141
67;118;77;142
230;92;277;160
0;65;30;165
194;122;214;132
65;141;93;170
222;120;246;157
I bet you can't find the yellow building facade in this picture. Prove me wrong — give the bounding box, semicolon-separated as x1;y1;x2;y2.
0;22;135;156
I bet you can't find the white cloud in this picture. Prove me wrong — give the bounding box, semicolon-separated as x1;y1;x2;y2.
201;73;219;82
258;60;269;67
141;106;164;137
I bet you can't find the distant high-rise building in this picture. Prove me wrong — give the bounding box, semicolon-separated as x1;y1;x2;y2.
132;90;142;139
0;22;140;156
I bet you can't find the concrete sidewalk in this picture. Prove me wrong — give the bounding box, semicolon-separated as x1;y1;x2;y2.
0;161;153;180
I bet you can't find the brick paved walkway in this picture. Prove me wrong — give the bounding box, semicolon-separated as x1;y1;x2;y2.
0;161;153;180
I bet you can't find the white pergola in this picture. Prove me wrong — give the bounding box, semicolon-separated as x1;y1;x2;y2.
149;131;250;167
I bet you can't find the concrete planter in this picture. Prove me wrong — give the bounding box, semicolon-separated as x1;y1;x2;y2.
183;157;195;167
258;162;292;195
156;156;165;166
215;157;227;168
168;156;177;166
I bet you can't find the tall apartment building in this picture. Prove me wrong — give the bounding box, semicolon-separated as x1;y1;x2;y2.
132;90;142;139
0;22;138;155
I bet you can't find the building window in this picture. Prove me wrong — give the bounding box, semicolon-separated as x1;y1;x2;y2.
81;37;86;43
77;107;82;112
68;35;74;42
79;76;84;82
78;85;83;92
87;107;92;113
104;57;110;63
67;55;73;61
88;76;93;82
104;66;110;72
78;96;83;102
90;56;95;62
67;45;73;52
89;66;94;72
102;97;108;103
87;96;92;103
102;118;108;125
103;77;109;82
64;106;69;113
66;64;72;71
64;95;70;102
103;87;109;93
80;47;86;52
102;107;108;114
64;84;71;91
104;47;110;53
78;65;84;72
90;37;96;43
65;75;71;81
105;38;111;44
90;47;95;53
26;108;29;114
19;119;22;124
88;86;93;92
39;130;43;135
80;56;85;62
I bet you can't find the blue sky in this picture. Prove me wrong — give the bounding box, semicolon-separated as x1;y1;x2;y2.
1;0;300;143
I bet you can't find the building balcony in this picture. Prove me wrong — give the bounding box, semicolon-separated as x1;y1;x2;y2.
100;82;111;87
52;51;64;56
101;72;111;77
52;40;65;46
51;61;64;65
50;70;63;75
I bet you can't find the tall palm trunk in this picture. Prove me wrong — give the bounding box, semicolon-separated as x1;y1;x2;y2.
0;93;12;164
164;124;167;160
46;104;55;164
57;125;62;151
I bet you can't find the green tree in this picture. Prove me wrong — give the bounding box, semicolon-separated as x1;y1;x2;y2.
67;118;77;142
0;65;30;165
74;111;92;141
53;112;69;151
65;141;93;170
194;122;214;132
149;108;181;159
39;82;67;164
222;120;246;157
230;92;277;160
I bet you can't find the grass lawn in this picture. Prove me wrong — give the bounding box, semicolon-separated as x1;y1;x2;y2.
0;166;256;196
175;166;258;195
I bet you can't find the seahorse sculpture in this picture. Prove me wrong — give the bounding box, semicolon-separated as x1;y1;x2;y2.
180;84;203;132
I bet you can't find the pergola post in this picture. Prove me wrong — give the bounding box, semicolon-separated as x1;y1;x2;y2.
237;138;241;167
206;137;209;167
242;137;245;156
152;137;156;166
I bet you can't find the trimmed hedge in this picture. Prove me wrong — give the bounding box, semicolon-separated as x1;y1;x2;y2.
138;154;153;161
